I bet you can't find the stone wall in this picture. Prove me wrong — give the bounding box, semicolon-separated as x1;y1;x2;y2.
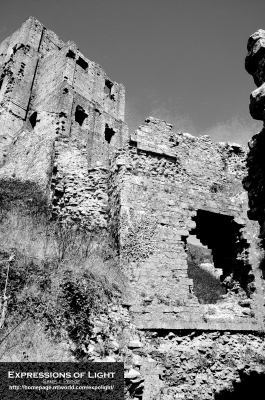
83;303;265;400
1;17;265;400
0;17;128;230
244;30;265;335
125;330;265;400
108;117;263;331
245;29;265;237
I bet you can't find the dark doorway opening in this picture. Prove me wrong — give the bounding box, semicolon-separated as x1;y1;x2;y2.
187;210;253;303
187;238;226;304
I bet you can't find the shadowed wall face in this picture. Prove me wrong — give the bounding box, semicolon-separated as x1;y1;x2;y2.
215;370;265;400
244;29;265;243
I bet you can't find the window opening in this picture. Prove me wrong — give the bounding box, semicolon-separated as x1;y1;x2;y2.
187;209;252;304
231;144;245;156
0;73;6;92
66;50;75;59
75;105;88;126
104;79;113;98
104;124;115;144
187;236;226;304
76;57;88;70
29;111;38;128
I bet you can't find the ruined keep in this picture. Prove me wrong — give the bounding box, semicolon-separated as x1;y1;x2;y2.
1;17;265;400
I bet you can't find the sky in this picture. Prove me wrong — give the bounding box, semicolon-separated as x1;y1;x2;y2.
0;0;264;145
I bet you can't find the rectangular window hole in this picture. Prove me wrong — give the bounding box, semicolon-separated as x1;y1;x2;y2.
104;79;113;97
104;124;115;144
66;50;76;59
75;105;88;126
76;56;88;70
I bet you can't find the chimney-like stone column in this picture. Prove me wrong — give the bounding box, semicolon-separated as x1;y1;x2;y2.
244;29;265;237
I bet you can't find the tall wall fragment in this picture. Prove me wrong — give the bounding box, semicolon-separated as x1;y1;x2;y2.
0;17;128;230
245;29;265;237
109;117;263;330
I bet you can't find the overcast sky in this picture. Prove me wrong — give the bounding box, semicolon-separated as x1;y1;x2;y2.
0;0;264;145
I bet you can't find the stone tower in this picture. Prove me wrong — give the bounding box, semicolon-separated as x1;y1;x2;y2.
0;16;128;228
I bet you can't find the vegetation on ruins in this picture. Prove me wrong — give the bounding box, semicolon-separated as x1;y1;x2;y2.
1;16;265;400
0;185;126;361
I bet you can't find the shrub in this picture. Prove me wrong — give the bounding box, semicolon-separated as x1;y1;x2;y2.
0;226;126;361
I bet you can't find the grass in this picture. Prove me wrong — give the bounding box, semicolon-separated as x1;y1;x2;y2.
0;233;126;360
187;243;226;304
0;178;49;218
0;320;74;362
0;188;126;361
0;177;128;361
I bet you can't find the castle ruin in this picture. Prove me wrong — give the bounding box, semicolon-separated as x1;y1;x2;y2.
0;17;265;400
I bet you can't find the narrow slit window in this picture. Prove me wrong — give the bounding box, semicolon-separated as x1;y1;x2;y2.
0;74;5;92
29;111;38;128
104;79;113;98
104;124;115;144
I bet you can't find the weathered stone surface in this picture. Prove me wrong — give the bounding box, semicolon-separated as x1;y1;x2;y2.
245;38;265;75
1;17;265;400
128;340;144;349
124;368;141;379
138;331;265;400
245;29;265;233
247;29;265;52
249;83;265;120
0;16;128;229
108;117;263;330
